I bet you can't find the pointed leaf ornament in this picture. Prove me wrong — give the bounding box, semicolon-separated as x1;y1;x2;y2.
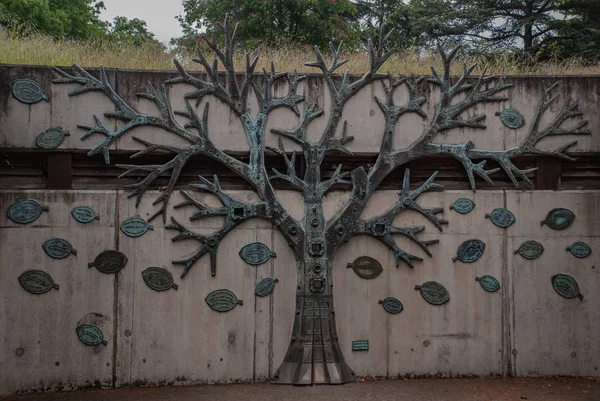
18;270;59;294
255;278;279;297
551;274;583;300
347;256;383;279
205;289;243;312
415;281;450;305
142;267;178;291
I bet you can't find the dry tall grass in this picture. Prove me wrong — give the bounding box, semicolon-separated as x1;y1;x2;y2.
2;28;599;75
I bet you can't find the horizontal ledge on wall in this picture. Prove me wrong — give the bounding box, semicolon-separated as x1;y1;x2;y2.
1;150;599;191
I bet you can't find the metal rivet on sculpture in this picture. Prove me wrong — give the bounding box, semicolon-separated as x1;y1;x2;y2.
52;15;590;385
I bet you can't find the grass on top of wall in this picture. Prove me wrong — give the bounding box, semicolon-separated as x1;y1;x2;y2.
2;29;600;76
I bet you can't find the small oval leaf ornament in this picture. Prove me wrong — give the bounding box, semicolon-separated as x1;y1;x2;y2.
9;78;49;104
498;108;525;129
449;198;475;214
35;127;69;149
255;278;279;297
88;250;128;274
71;206;100;223
120;216;153;238
76;324;108;346
378;297;404;314
142;267;178;291
239;242;276;266
18;270;59;294
485;208;516;228
42;238;77;259
514;240;544;260
476;275;500;292
347;256;383;280
415;281;450;305
453;239;485;263
7;198;49;224
541;208;575;230
566;242;591;259
551;274;583;301
205;289;243;312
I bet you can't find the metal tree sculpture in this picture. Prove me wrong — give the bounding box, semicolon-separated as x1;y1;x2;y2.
53;18;589;385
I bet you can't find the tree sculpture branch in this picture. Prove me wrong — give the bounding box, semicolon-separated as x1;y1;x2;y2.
350;169;446;267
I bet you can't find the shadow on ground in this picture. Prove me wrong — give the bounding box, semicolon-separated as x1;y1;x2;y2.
2;378;599;401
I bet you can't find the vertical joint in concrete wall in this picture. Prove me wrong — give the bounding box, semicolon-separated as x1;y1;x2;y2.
112;191;120;387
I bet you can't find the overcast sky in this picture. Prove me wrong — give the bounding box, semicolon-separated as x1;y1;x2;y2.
101;0;184;44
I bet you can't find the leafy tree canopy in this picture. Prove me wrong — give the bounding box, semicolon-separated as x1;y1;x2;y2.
176;0;361;49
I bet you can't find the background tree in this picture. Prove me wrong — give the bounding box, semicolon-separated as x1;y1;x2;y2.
53;16;589;385
405;0;600;59
176;0;360;49
0;0;108;39
106;16;163;48
354;0;414;51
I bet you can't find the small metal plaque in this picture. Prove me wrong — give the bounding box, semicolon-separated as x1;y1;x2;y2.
18;270;59;294
450;198;475;214
514;240;544;260
255;278;279;297
239;242;276;265
42;238;77;259
541;208;575;231
378;297;404;314
551;274;583;301
485;208;516;228
415;281;450;305
498;108;525;129
567;242;591;259
9;78;49;104
142;267;178;291
71;206;100;223
205;289;243;312
120;216;153;238
88;250;128;274
35;127;69;149
453;239;485;263
7;198;49;224
76;324;108;346
352;340;369;351
347;256;383;280
476;275;500;292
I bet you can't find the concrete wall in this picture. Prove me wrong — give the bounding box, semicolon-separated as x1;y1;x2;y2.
1;65;599;394
1;65;599;155
1;189;598;394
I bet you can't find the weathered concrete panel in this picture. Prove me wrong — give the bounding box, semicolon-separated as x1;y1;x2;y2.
0;191;117;394
1;66;598;154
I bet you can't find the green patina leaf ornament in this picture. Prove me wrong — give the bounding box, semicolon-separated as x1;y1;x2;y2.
497;108;525;129
205;289;243;312
76;324;108;346
7;198;49;224
18;270;59;294
71;206;100;223
514;240;544;260
35;127;69;149
378;297;404;314
415;281;450;305
485;208;516;228
88;250;128;274
255;278;279;297
541;208;575;230
239;242;277;266
120;216;153;238
551;274;583;301
9;78;49;104
566;242;591;259
449;198;475;214
476;275;500;292
42;238;77;259
453;239;485;263
347;256;383;279
142;267;178;291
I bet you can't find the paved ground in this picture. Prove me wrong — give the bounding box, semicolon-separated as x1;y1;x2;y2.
2;378;599;401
